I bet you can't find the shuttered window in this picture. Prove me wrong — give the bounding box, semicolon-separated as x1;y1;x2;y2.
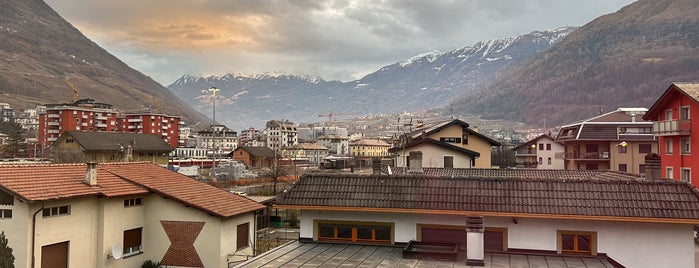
123;227;143;255
237;222;250;249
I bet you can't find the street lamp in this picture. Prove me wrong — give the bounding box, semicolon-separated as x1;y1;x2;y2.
209;87;219;176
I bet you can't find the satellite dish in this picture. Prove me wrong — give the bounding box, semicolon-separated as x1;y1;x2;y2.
110;244;122;260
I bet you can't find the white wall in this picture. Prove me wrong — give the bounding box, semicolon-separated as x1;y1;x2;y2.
394;143;473;168
300;210;695;268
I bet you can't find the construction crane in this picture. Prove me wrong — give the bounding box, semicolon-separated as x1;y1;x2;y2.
318;112;354;127
65;77;79;102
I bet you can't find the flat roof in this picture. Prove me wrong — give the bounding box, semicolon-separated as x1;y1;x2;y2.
234;241;616;268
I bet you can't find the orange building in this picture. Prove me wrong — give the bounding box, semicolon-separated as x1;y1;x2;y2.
38;99;119;153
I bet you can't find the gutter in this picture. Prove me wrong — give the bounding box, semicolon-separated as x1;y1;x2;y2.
31;204;44;268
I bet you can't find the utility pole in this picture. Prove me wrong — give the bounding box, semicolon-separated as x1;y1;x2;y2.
209;87;219;179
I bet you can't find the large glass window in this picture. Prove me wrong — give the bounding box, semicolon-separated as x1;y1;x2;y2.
318;222;392;243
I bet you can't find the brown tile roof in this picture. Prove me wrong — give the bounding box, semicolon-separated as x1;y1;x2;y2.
277;172;699;223
0;162;264;218
391;167;642;180
410;119;501;146
350;139;391;147
102;162;265;218
556;109;655;142
57;131;174;152
288;143;328;150
236;146;275;157
390;138;480;157
0;163;147;201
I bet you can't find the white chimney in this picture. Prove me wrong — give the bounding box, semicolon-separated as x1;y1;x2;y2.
466;216;485;266
84;162;98;186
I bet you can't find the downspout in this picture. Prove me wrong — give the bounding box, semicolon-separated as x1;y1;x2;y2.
31;204;44;268
253;210;258;257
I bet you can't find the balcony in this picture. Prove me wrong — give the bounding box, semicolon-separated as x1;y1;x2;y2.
653;119;691;136
48;114;60;118
96;123;108;128
48;122;59;126
48;130;59;134
128;119;143;123
564;151;610;160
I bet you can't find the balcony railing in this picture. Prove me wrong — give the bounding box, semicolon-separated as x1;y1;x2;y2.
564;151;610;160
653;119;691;136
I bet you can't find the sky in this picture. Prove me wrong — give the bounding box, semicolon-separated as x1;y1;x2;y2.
45;0;636;87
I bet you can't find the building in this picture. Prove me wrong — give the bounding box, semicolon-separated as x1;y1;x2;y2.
316;134;349;156
349;138;392;167
512;134;565;169
239;127;260;147
50;131;174;165
391;119;501;169
282;143;329;166
231;146;276;170
555;108;657;174
265;120;297;152
0;162;265;268
197;124;238;156
246;170;699;268
643;83;699;185
118;112;182;148
38;99;119;151
297;126;348;142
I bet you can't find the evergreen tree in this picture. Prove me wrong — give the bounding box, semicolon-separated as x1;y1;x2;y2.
0;231;15;268
0;121;26;158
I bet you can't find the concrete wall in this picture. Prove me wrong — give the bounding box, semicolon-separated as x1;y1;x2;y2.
300;210;694;268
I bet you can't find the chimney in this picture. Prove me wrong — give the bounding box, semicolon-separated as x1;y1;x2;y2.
408;151;423;173
372;157;382;175
644;153;661;179
466;216;485;266
631;113;636;122
84;162;98;186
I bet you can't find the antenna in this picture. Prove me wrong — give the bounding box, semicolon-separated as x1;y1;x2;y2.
108;244;122;260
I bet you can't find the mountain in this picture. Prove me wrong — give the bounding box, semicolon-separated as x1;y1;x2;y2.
168;27;576;130
450;0;699;127
0;0;209;125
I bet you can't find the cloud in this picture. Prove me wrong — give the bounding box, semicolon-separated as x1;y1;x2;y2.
45;0;636;85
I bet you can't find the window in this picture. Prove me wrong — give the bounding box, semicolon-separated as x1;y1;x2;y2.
318;221;392;243
547;157;552;165
42;205;70;217
680;106;690;120
666;167;674;179
538;157;542;165
618;164;627;173
638;144;652;154
546;144;551;151
462;134;469;145
681;138;691;154
439;137;461;143
681;168;691;183
539;143;544;150
618;144;627;153
0;209;11;219
444;156;454;168
558;230;596;255
665;109;673;120
123;227;143;256
237;222;250;249
124;198;143;207
65;138;74;144
666;139;674;155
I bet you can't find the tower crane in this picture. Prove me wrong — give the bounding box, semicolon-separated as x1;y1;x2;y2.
65;77;78;103
318;112;354;127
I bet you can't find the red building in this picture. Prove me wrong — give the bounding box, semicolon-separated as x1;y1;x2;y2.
118;112;182;148
38;99;119;153
643;83;699;186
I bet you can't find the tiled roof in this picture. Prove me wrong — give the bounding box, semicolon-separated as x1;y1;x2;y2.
102;162;265;218
0;162;264;218
391;167;643;180
644;83;699;120
289;143;328;150
237;146;275;157
410;119;501;146
512;134;554;150
278;172;699;222
350;139;391;147
0;163;147;201
57;131;174;152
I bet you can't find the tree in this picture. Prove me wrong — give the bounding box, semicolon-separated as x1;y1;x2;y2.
0;231;15;268
0;121;26;158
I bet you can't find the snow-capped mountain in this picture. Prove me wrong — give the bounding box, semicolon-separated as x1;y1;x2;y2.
168;27;577;130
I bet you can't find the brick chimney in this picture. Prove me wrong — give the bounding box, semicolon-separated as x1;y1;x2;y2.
372;157;382;175
644;153;661;179
84;162;98;186
466;216;485;266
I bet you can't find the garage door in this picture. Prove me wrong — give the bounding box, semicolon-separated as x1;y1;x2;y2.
420;226;505;252
41;241;69;268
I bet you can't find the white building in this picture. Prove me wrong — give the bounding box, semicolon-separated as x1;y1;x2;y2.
513;134;565;169
265;120;297;152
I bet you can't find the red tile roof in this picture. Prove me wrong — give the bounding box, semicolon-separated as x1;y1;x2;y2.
278;172;699;223
0;162;264;218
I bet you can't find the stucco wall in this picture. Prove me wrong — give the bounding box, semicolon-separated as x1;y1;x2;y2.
300;210;694;268
395;143;473;168
0;196;30;268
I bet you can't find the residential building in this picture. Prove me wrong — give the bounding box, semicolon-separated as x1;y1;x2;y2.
282;143;329;166
197;124;238;156
265;120;297;152
555;108;657;174
118;112;182;148
239;127;260;147
513;134;565;169
350;138;391;167
247;169;699;268
231;146;275;170
643;83;699;185
50;131;174;165
297;126;348;142
0;162;265;268
38;99;119;151
391;119;501;169
316;134;349;156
